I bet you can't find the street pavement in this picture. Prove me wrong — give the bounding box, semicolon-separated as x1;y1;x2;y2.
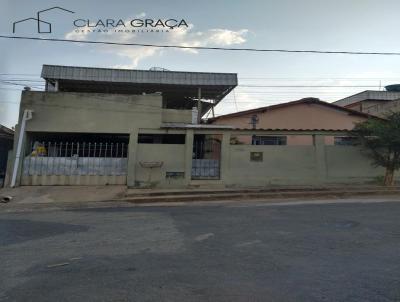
1;198;400;301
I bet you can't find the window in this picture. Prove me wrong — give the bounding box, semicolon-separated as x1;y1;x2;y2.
138;134;185;144
334;136;358;146
252;136;287;145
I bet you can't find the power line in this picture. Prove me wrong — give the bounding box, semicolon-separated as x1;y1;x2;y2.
0;73;39;76
0;80;45;87
2;35;400;56
0;88;24;91
0;79;45;83
239;77;400;80
239;85;380;88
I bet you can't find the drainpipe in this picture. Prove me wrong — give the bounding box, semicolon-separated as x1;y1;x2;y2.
10;109;33;188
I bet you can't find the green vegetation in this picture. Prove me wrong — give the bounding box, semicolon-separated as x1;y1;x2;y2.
353;112;400;186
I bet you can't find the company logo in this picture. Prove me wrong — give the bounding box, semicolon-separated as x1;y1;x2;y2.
13;7;74;33
12;7;189;35
72;18;189;34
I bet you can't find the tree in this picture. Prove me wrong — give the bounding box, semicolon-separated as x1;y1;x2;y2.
352;112;400;186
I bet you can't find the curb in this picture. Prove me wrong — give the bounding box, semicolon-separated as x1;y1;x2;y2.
120;189;400;204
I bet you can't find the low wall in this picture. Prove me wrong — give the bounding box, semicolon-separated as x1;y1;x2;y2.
135;144;186;188
226;145;318;186
23;157;127;176
325;146;384;183
224;144;387;187
162;109;192;124
20;175;126;186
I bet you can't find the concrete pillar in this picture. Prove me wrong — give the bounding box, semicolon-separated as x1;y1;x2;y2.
184;129;194;185
220;132;231;184
127;128;138;187
15;136;26;187
313;135;327;184
9;123;26;187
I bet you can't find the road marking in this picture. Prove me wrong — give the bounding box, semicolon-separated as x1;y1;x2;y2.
195;233;214;241
47;262;70;268
235;240;262;247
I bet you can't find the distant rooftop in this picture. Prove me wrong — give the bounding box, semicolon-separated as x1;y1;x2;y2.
0;124;14;140
207;97;378;122
334;90;400;107
41;65;238;114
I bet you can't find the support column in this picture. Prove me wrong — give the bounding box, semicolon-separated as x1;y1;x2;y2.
10;123;26;187
127;128;138;187
11;109;33;187
314;135;327;184
184;129;194;186
220;131;231;184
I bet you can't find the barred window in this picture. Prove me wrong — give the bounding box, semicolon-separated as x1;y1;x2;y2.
252;136;287;145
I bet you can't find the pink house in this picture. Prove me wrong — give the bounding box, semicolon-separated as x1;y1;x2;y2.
207;98;379;145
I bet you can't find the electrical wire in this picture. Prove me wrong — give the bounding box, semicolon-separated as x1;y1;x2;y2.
2;35;400;56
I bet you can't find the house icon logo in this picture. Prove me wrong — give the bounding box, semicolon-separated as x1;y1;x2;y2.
13;7;74;33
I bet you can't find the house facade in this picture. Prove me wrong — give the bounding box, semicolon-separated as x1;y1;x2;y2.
207;98;376;145
5;65;395;188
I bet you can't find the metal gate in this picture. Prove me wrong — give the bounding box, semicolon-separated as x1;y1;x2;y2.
23;141;128;177
192;134;221;179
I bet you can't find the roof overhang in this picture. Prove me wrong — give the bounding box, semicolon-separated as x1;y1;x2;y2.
41;65;237;114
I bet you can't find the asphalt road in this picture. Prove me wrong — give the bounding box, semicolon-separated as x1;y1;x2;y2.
1;198;400;302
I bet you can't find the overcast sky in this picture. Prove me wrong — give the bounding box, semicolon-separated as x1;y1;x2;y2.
1;0;400;128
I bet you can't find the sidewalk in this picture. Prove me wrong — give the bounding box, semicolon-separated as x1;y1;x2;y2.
1;185;400;209
0;186;126;205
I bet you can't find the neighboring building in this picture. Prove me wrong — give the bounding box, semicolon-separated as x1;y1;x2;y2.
0;125;14;187
207;98;377;145
334;85;400;117
7;65;395;188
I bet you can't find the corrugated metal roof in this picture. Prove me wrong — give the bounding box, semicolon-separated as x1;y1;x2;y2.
334;90;400;107
41;65;238;86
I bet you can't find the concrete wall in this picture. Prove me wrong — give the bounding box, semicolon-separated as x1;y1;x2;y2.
162;109;192;124
226;145;318;186
20;91;163;133
130;130;392;188
135;144;187;188
224;144;385;187
363;100;400;117
325;146;384;182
